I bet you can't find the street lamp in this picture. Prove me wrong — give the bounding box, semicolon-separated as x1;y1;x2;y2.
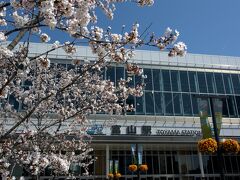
194;94;227;180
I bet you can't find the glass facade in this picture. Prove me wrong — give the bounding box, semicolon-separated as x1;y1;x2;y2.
92;147;240;180
104;65;240;118
6;63;240;118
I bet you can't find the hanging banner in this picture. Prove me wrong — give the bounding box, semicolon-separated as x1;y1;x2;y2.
198;98;212;138
138;144;143;165
114;160;119;174
214;99;223;136
131;144;136;164
109;160;113;174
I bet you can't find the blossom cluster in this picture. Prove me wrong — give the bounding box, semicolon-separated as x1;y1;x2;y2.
0;0;187;177
0;130;94;176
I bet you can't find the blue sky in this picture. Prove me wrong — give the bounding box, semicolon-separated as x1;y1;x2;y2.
92;0;240;57
87;0;236;56
18;0;240;57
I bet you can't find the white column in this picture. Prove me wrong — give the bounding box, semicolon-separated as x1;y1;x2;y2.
106;144;110;178
198;151;205;178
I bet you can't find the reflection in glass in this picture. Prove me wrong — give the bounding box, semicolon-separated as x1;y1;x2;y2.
152;69;161;91
188;71;197;92
182;94;192;115
180;71;189;92
206;73;216;93
173;93;182;115
164;93;173;115
215;73;225;94
144;69;153;90
197;72;207;93
231;74;240;94
154;92;163;115
171;70;180;92
145;91;154;114
162;70;171;91
223;74;233;94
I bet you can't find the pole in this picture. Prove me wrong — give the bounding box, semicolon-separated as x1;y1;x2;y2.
198;151;205;179
209;98;225;180
136;143;140;180
106;144;109;179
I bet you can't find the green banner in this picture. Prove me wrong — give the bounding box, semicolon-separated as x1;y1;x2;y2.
138;144;143;165
198;98;212;138
114;160;119;174
109;160;113;174
131;144;136;164
214;99;223;136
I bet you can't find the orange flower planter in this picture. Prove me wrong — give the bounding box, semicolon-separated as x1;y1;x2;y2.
115;173;121;179
198;138;217;153
222;139;239;154
128;164;138;172
108;173;114;179
139;164;148;172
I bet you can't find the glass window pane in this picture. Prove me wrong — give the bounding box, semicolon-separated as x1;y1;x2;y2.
144;69;153;90
173;93;182;115
152;155;160;174
206;73;216;93
180;71;189;92
182;94;192;115
159;155;167;174
125;69;135;87
116;67;124;84
188;71;197;92
162;70;171;91
152;69;161;91
145;91;155;114
126;95;135;115
227;96;237;117
197;72;207;93
164;93;173;115
231;74;240;94
154;92;163;115
192;96;199;116
171;70;180;92
230;155;239;173
215;73;225;94
106;66;115;85
235;96;240;117
223;74;233;94
166;155;173;174
136;96;144;115
222;98;229;117
135;73;142;87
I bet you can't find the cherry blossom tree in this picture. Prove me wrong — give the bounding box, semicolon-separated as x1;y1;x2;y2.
0;0;186;178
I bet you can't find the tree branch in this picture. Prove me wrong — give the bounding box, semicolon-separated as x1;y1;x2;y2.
7;16;44;50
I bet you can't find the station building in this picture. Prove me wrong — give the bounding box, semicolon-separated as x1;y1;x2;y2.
11;43;240;179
